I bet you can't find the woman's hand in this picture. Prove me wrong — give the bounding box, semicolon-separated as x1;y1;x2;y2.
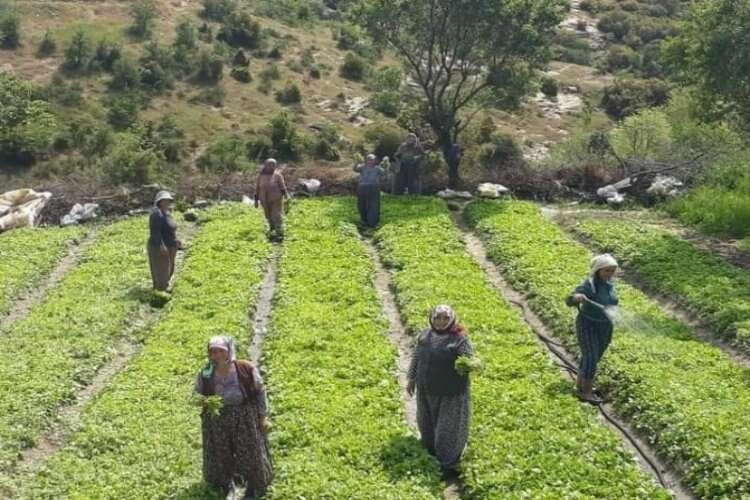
406;379;416;397
573;293;587;304
160;244;168;256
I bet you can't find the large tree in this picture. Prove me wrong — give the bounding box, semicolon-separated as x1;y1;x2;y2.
357;0;566;187
663;0;750;130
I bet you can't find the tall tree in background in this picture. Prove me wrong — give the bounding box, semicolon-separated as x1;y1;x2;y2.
358;0;566;187
664;0;750;131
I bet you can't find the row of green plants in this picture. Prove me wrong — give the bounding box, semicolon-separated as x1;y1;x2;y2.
18;205;271;499
573;217;750;350
263;198;442;498
0;217;150;483
465;200;750;498
373;198;667;498
0;225;84;317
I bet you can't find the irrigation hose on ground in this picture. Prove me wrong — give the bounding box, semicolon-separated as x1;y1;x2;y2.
506;297;669;490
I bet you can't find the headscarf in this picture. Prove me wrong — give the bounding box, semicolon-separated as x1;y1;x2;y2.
261;158;277;175
588;253;618;293
429;304;466;336
201;335;237;378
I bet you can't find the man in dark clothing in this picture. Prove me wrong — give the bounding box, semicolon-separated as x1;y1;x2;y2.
394;133;425;195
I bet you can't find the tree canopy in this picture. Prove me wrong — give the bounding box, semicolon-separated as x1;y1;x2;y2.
664;0;750;130
357;0;566;186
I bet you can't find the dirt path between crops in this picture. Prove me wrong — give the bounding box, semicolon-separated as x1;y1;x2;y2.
361;238;418;429
361;237;461;500
546;209;750;369
13;221;200;483
0;229;98;335
249;247;279;364
453;210;694;500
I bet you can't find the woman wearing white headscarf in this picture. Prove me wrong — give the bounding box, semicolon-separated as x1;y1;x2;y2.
147;190;180;291
566;254;619;404
194;336;273;499
406;305;473;479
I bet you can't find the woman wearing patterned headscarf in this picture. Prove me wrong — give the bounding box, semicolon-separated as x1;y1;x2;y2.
407;305;473;479
194;336;273;499
566;253;619;404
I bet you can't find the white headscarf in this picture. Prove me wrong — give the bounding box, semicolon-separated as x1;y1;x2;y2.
208;335;236;361
588;253;618;293
201;335;237;378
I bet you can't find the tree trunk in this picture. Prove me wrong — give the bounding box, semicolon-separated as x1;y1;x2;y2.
441;142;461;189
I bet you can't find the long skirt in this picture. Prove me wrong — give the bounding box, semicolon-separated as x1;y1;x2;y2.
576;315;613;379
147;244;176;291
260;196;284;233
357;184;380;228
416;388;470;470
201;403;273;495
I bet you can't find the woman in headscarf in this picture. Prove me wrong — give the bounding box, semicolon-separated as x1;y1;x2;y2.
194;336;273;499
353;153;387;228
566;253;619;404
394;133;425;195
147;190;180;292
254;158;290;241
407;305;473;479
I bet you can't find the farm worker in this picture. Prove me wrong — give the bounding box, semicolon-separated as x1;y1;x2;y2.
194;336;273;499
394;133;425;195
566;253;619;404
353;153;387;228
147;190;180;292
254;158;290;242
407;305;473;480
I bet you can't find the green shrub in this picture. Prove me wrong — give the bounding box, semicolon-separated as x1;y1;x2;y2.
110;57;140;91
309;124;341;161
63;29;93;72
275;81;301;104
597;10;631;41
339;52;367;81
129;0;158;39
107;94;140;129
37;30;56;57
601;78;670;120
666;188;750;239
92;38;122;72
370;91;401;117
197;135;250;172
230;67;252;82
0;10;20;49
217;11;262;49
195;49;223;83
200;0;236;21
174;20;197;49
478;133;524;171
101;132;158;184
540;76;558;97
0;73;58;165
363;122;405;159
604;45;637;71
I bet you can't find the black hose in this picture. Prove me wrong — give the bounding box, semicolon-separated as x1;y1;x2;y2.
512;297;670;490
